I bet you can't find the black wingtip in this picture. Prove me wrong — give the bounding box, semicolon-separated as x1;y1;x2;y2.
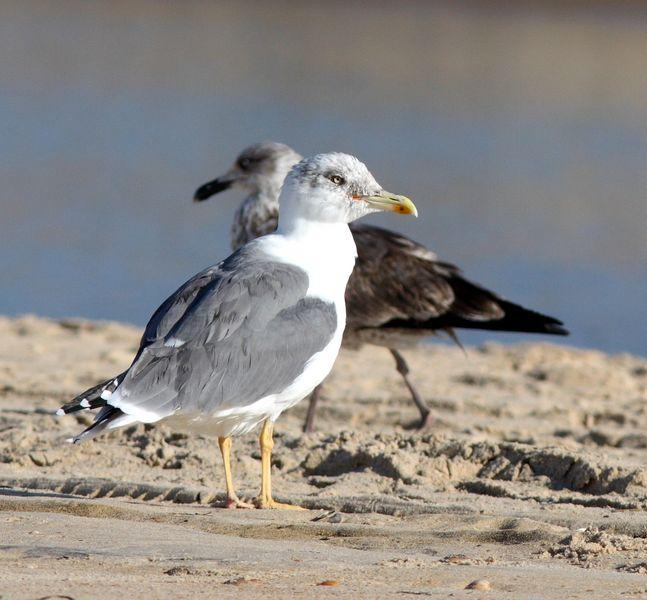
543;323;569;336
60;372;126;417
58;396;107;415
67;405;124;445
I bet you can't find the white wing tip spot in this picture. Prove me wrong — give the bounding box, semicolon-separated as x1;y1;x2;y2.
100;389;112;400
56;408;65;416
80;398;90;408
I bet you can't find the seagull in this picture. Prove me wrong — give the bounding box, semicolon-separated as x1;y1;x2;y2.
194;142;568;432
58;152;417;509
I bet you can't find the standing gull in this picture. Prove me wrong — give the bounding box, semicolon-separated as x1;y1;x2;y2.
194;142;568;431
58;153;416;509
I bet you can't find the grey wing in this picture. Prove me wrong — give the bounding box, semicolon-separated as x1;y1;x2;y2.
137;268;220;349
112;245;337;421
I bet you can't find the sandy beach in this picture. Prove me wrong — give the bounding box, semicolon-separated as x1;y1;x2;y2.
0;315;645;598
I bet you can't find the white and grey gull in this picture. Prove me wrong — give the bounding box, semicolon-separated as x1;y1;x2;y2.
58;152;417;509
194;142;569;432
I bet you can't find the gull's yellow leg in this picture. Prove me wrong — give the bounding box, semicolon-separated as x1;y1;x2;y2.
218;436;253;509
254;420;303;510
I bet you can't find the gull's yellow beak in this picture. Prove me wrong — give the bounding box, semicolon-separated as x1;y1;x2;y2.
360;190;418;217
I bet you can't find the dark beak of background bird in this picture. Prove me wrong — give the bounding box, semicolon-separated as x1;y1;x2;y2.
193;177;234;202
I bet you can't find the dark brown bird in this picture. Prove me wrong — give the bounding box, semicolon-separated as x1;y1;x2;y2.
194;142;568;431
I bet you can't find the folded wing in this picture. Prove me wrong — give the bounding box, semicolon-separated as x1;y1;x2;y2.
347;224;567;336
111;243;338;422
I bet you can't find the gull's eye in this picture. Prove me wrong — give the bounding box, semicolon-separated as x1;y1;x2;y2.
238;157;252;170
328;174;345;186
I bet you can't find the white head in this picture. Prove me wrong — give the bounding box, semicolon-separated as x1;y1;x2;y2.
278;152;417;227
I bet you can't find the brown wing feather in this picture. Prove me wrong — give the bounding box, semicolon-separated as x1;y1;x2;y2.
346;224;567;337
345;224;454;328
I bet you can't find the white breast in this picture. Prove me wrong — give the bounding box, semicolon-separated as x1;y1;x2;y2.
259;219;357;303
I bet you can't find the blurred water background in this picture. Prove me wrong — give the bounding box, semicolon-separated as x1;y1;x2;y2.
1;0;646;355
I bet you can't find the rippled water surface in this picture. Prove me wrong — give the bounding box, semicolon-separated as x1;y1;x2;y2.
1;1;646;354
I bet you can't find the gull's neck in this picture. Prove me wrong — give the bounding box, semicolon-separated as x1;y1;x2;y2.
277;215;355;251
230;157;299;250
264;216;357;305
230;187;279;251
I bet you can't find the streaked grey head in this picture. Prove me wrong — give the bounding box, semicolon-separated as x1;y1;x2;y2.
280;152;417;225
194;141;302;201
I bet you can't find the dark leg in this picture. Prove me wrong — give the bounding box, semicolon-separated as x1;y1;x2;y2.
303;384;323;433
389;349;433;428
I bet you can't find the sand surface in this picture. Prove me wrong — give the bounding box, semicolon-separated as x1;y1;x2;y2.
0;315;645;598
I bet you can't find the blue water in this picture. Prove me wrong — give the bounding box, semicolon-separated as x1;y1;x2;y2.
1;1;646;355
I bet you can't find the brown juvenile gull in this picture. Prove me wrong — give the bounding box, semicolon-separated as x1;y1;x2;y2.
58;152;417;509
194;142;569;432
